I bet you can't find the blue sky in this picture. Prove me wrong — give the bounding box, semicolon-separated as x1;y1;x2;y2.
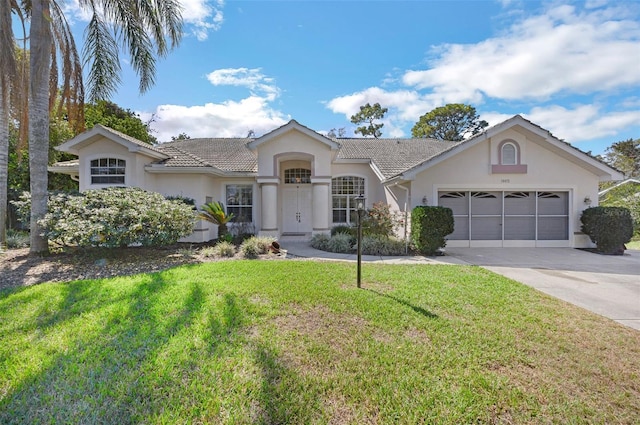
63;0;640;155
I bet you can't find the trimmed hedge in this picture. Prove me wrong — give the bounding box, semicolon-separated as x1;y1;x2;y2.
411;206;454;255
580;206;633;254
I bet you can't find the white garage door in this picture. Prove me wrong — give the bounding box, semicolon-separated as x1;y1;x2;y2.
438;191;569;246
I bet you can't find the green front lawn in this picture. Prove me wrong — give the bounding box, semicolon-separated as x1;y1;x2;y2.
627;239;640;250
1;261;639;424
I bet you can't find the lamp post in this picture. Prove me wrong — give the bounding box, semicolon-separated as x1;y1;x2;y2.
355;194;366;288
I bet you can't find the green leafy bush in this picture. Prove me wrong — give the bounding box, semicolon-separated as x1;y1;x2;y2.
361;234;406;256
6;229;30;249
214;241;237;257
240;236;276;258
327;232;354;253
13;188;196;248
600;183;640;237
362;202;400;237
310;233;331;251
581;206;633;254
331;225;355;237
411;206;454;255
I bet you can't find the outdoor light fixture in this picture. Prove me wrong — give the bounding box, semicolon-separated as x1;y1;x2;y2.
583;196;592;206
355;194;366;288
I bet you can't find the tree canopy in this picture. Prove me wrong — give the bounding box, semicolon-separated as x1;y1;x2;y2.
86;101;157;144
350;103;387;138
411;104;488;141
603;138;639;178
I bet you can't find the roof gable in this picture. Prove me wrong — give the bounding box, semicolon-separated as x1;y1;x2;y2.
56;124;168;159
247;120;340;150
397;115;623;182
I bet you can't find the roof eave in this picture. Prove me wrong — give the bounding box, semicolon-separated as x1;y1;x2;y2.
144;165;256;177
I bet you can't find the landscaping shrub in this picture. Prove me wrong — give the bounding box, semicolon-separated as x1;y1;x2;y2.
310;233;331;251
13;188;195;248
411;206;454;255
600;183;640;238
362;202;400;237
327;232;354;253
361;234;406;256
6;229;30;249
240;236;275;258
331;225;355;237
165;195;196;209
581;206;633;254
213;241;236;257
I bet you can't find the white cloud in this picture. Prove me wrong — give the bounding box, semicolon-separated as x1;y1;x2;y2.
143;66;288;142
326;2;640;141
402;4;640;101
325;87;441;137
524;105;640;143
206;68;280;101
181;0;225;41
142;97;289;142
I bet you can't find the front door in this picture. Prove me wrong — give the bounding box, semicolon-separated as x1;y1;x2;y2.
283;185;312;234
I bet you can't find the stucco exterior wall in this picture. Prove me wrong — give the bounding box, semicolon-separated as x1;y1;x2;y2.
255;132;333;177
77;138;157;192
410;130;600;247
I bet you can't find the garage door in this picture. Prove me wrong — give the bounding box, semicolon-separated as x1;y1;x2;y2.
438;191;569;246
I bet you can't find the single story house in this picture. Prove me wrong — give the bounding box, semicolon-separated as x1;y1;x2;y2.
50;115;623;248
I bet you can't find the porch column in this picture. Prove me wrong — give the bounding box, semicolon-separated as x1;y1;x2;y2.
261;183;278;231
312;181;330;232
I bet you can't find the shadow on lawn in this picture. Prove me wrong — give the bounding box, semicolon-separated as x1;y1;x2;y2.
365;288;438;319
0;273;316;424
0;273;204;423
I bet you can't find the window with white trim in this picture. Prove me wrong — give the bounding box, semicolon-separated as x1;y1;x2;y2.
226;184;253;222
284;168;311;184
331;176;365;224
501;143;517;165
90;158;126;184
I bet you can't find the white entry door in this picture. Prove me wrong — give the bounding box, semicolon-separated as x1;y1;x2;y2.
283;185;312;234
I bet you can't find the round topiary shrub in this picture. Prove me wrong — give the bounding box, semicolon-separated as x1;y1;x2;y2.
411;206;454;256
580;206;633;254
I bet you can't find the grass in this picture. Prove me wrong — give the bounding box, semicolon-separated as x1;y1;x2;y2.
627;239;640;250
1;261;639;424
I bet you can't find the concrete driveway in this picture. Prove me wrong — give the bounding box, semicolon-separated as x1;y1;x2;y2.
443;247;640;331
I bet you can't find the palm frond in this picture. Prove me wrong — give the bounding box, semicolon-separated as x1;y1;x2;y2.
83;13;121;101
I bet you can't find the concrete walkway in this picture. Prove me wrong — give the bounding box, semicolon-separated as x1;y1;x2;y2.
282;242;640;331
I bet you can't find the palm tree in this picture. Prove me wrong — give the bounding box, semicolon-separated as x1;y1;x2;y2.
9;0;183;254
198;202;235;239
0;0;18;247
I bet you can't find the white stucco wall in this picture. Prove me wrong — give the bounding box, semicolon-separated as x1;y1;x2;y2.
409;128;601;247
77;138;156;192
255;131;334;177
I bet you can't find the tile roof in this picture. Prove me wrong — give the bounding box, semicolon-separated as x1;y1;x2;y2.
336;138;463;179
152;137;459;178
155;138;257;172
93;125;167;156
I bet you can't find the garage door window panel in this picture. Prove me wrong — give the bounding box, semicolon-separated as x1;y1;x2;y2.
504;192;535;240
471;192;501;240
439;192;469;240
537;192;568;240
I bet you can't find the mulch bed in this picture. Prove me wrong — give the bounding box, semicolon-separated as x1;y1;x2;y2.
0;244;282;291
